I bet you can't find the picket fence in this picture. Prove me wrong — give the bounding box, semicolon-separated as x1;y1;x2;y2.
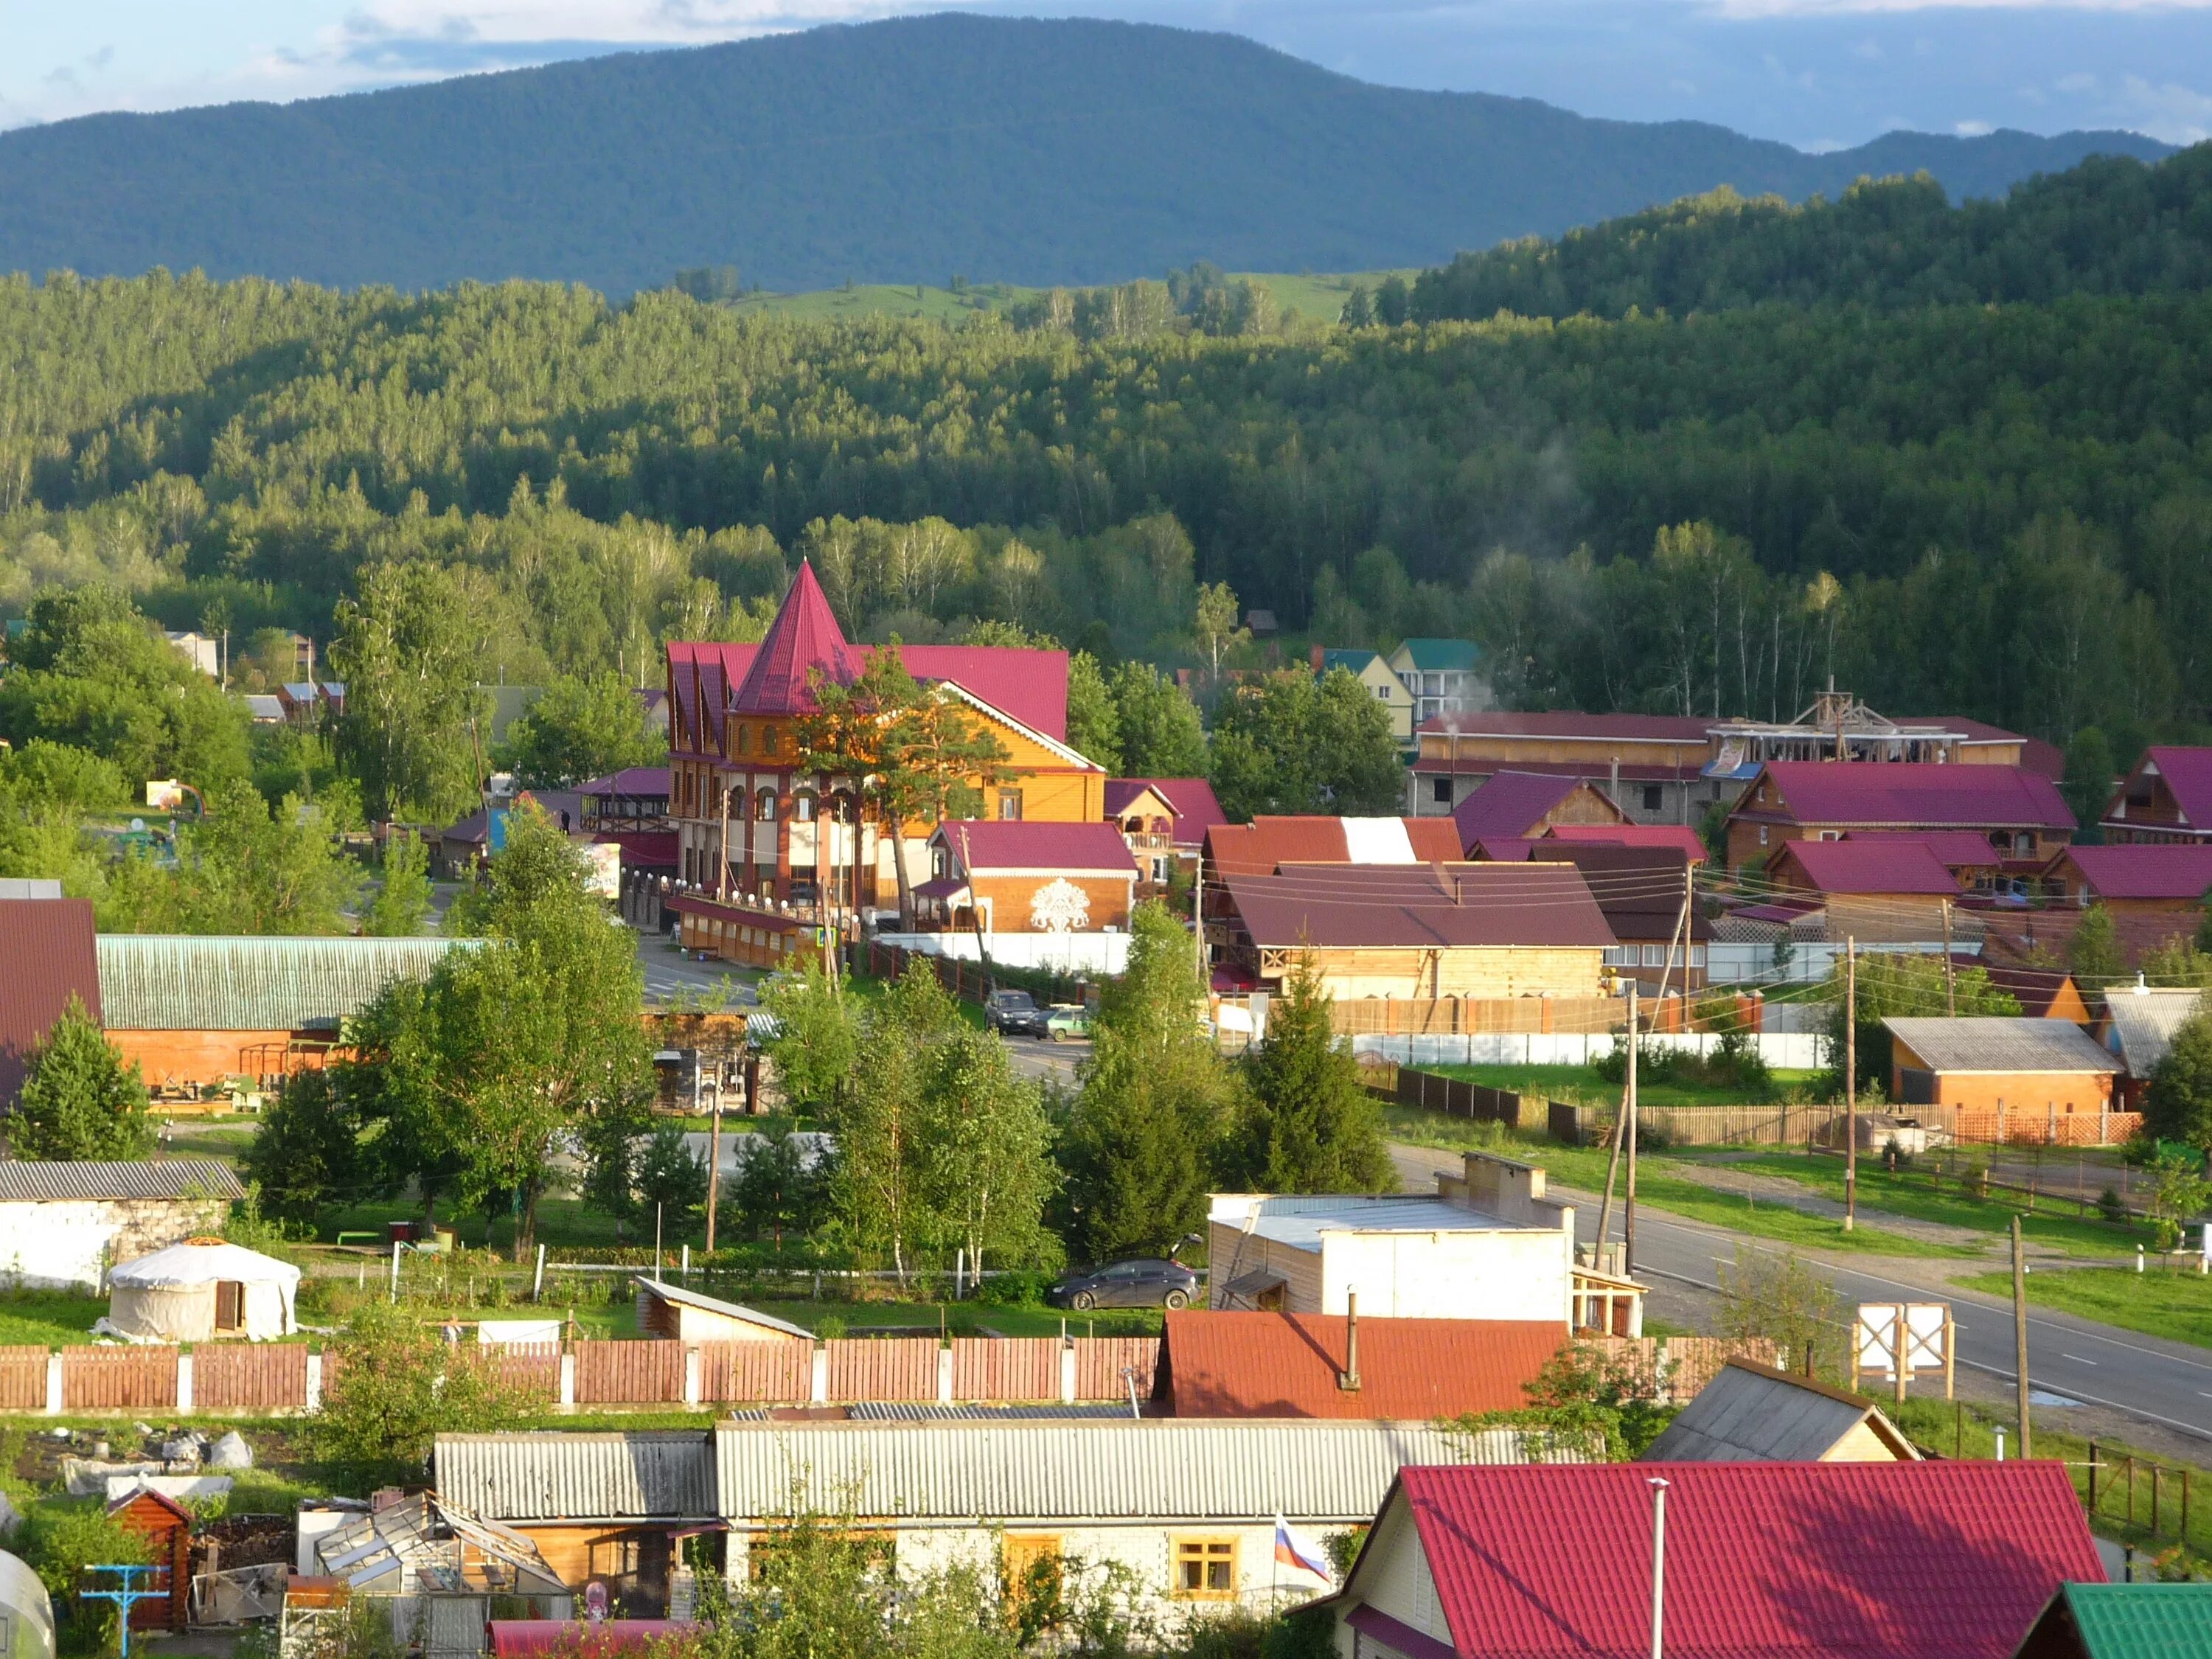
1351;1031;1824;1069
0;1335;1166;1415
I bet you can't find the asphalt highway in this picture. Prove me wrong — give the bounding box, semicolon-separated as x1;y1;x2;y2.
1593;1199;2212;1444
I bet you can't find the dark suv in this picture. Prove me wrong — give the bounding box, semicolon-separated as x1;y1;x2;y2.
986;989;1049;1037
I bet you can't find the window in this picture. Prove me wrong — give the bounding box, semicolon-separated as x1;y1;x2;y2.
1643;785;1663;813
757;788;778;822
1758;826;1769;846
1174;1537;1238;1601
999;790;1024;821
737;723;750;757
1604;945;1638;967
793;791;817;822
1432;778;1452;804
1688;945;1708;967
1641;945;1667;967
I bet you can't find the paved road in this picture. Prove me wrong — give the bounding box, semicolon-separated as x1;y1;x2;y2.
1395;1144;2212;1444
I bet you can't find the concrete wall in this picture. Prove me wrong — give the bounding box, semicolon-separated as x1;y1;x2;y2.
0;1197;231;1290
1320;1228;1570;1324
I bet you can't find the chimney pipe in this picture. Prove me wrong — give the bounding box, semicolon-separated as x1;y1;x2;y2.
1338;1291;1362;1391
1310;643;1325;676
1648;1477;1670;1659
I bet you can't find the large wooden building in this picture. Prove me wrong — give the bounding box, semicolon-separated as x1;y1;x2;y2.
1725;760;2073;875
665;564;1106;964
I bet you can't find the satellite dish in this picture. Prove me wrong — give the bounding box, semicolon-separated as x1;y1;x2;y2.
129;819;146;833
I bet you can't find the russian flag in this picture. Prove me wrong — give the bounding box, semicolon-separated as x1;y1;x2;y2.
1273;1512;1332;1581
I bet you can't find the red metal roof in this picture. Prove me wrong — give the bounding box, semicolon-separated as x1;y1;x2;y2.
1103;778;1228;845
577;767;670;796
2143;745;2212;830
0;897;100;1103
1392;1461;2102;1659
1200;818;1461;877
728;560;859;717
1416;712;1711;742
2061;843;2212;901
1222;862;1615;950
1845;830;2007;869
1760;762;2073;832
1769;838;1963;896
1453;771;1620;846
1158;1311;1561;1419
936;820;1139;875
1545;824;1709;861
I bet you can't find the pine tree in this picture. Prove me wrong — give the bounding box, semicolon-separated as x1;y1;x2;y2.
12;996;153;1160
1234;953;1391;1193
364;830;433;937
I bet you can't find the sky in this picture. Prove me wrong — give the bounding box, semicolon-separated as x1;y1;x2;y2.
3;0;2209;150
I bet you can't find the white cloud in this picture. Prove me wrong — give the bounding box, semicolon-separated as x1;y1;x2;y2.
2054;70;2099;91
1954;116;1992;133
2113;71;2212;139
1711;0;2212;14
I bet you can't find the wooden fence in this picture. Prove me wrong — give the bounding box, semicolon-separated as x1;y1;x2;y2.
575;1340;685;1405
0;1348;46;1412
481;1342;563;1402
953;1338;1060;1402
192;1344;307;1412
1391;1068;1553;1133
1323;996;1625;1037
699;1342;812;1405
1548;1100;1839;1149
827;1337;938;1402
63;1346;178;1411
1076;1337;1160;1402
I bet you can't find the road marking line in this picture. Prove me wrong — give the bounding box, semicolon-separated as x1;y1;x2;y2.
2061;1354;2098;1366
1956;1361;2212;1441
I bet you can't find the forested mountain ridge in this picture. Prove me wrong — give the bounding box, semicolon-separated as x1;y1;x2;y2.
4;251;2212;759
0;14;2171;295
1414;142;2212;320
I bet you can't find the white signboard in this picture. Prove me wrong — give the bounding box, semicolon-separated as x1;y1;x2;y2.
582;840;622;900
477;1318;563;1347
1855;1301;1950;1386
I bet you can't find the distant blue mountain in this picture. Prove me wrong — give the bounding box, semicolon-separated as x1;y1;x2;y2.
0;15;2172;295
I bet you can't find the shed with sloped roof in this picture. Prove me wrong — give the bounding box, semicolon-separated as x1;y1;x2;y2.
1639;1357;1919;1463
1885;1015;2119;1117
0;1161;243;1290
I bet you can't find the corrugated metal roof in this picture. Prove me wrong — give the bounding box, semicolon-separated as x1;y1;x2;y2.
435;1433;717;1521
715;1418;1522;1522
1396;1461;2101;1659
2059;1583;2212;1659
1452;772;1592;842
1885;1016;2118;1076
633;1278;813;1340
2107;989;2205;1077
1639;1360;1916;1462
0;1161;243;1202
1159;1312;1560;1420
97;936;473;1031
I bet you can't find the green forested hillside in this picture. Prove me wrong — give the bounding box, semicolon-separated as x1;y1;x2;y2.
4;238;2211;759
0;15;2169;294
1414;143;2212;320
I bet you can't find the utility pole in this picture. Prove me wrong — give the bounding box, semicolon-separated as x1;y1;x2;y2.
2012;1214;2033;1459
1844;936;1857;1232
1625;980;1640;1276
1942;898;1956;1016
704;1071;723;1253
1193;849;1206;985
717;779;731;902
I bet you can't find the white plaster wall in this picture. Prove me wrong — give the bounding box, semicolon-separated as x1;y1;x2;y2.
0;1198;225;1290
1321;1228;1571;1323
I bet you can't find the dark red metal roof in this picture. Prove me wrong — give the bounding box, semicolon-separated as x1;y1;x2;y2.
2061;844;2212;901
1761;762;2073;832
728;560;859;717
937;819;1139;874
1159;1311;1560;1419
1416;711;1711;742
1393;1461;2102;1659
1546;824;1710;861
1222;862;1615;950
0;898;100;1103
1103;778;1229;845
1452;771;1627;846
1769;838;1963;896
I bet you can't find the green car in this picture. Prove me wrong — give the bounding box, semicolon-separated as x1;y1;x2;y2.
1043;1004;1093;1041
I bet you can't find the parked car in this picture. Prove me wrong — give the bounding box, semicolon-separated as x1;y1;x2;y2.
986;989;1049;1037
1046;1257;1199;1311
1043;1003;1092;1041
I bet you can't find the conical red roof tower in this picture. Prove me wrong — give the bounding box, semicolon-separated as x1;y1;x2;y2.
728;560;858;715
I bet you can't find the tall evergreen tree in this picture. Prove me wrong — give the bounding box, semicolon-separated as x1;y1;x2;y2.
1060;902;1239;1260
12;997;152;1160
1233;953;1392;1194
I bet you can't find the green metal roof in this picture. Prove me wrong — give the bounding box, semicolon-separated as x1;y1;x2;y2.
1391;638;1481;671
1319;648;1385;677
97;935;474;1031
2059;1584;2212;1659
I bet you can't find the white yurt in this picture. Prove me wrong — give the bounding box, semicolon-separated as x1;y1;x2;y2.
105;1239;300;1342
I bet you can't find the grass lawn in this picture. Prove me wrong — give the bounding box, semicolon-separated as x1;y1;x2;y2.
1421;1062;1821;1109
1704;1153;2142;1259
1959;1266;2212;1349
1382;1108;1976;1259
319;1197;667;1251
0;1290;106;1347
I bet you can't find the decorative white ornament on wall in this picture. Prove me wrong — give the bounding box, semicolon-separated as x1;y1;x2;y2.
1029;877;1091;933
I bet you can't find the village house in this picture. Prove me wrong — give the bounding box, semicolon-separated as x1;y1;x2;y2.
1884;1016;2120;1122
1523;843;1710;992
712;1416;1514;1622
1210;860;1614;1001
2102;986;2204;1108
1724;759;2074;874
307;1492;574;1646
2100;745;2212;844
97;933;471;1102
0;1161;244;1289
2011;1583;2212;1659
907;820;1140;972
1208;1151;1644;1335
1383;639;1487;728
1320;1461;2101;1659
1964;958;2094;1023
1543;822;1710;861
1639;1358;1920;1463
0;894;100;1105
435;1433;721;1618
2048;844;2212;914
1762;837;1962;944
665;563;1105;959
1312;648;1416;746
1152;1309;1561;1420
1449;771;1631;849
1104;777;1228;891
